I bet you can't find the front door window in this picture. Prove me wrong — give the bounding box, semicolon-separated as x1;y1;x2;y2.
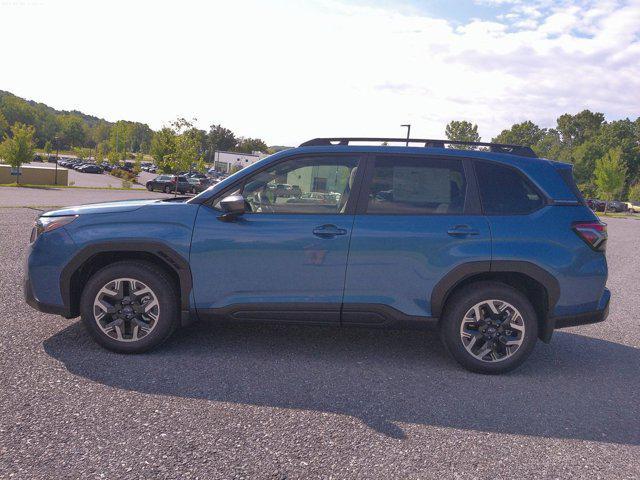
239;156;360;214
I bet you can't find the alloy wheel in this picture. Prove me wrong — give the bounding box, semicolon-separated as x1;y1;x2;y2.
459;299;525;362
93;278;160;342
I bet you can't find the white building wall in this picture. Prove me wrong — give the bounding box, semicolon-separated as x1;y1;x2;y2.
212;151;268;173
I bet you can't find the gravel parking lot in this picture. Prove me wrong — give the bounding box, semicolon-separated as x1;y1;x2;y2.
0;200;638;478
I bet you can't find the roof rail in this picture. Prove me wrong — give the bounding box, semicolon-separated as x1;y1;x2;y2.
299;137;537;158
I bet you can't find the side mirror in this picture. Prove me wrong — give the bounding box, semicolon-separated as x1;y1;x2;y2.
218;194;245;221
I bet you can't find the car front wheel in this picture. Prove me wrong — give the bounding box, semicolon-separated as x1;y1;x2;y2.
80;261;179;353
439;282;538;374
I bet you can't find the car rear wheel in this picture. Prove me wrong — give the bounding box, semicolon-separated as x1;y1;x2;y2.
439;282;538;374
80;261;179;353
147;184;153;191
164;185;172;194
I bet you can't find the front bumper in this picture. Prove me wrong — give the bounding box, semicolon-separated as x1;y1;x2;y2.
23;276;70;317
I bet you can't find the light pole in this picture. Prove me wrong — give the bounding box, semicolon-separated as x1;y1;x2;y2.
401;124;411;146
54;135;59;185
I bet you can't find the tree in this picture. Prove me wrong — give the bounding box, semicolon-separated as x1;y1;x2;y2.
492;121;545;147
133;153;143;176
90;121;111;146
96;141;109;162
571;140;605;184
236;137;268;154
207;124;237;157
594;147;626;212
150;127;177;173
60;114;86;148
44;140;52;159
628;183;640;203
556;110;605;147
172;118;203;174
445;120;480;148
73;146;90;160
533;128;563;159
106;149;120;166
109;121;129;159
0;111;8;139
593;119;640;185
0;123;35;184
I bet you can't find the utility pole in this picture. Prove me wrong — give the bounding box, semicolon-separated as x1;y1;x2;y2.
401;124;411;146
54;135;59;185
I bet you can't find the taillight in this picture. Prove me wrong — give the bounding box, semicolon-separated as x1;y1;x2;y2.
573;221;607;251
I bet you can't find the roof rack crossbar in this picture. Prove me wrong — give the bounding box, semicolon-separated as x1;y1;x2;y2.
299;137;537;158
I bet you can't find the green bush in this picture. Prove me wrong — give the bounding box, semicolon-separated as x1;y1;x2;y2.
110;168;136;182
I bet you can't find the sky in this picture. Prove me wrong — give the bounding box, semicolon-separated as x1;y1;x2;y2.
1;0;639;146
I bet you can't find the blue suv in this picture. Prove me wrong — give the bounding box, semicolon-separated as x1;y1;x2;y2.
24;138;610;374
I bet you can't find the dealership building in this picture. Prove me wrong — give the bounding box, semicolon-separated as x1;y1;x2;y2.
211;151;268;173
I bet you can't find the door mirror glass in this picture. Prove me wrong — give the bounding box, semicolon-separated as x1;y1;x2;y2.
219;194;245;220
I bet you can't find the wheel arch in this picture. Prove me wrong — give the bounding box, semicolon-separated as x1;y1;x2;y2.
61;241;193;321
431;261;560;342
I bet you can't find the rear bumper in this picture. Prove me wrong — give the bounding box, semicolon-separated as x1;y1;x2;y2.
553;303;609;329
544;288;610;341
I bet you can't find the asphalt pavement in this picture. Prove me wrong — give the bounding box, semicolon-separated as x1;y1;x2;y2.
0;203;638;479
0;186;169;208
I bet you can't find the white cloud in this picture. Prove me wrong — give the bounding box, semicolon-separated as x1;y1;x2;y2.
0;0;638;145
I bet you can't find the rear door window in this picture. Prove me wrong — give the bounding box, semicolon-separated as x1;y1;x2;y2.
475;162;544;215
365;156;466;215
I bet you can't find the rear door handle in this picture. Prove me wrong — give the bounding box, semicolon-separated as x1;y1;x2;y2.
447;225;480;236
313;224;348;238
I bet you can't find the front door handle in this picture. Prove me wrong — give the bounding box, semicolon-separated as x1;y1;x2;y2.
313;224;348;238
447;225;480;237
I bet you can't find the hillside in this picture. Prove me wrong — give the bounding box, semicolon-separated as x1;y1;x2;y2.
0;90;151;151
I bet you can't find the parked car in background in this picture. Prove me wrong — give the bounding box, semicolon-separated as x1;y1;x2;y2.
587;199;606;212
146;175;191;194
607;200;626;212
187;177;214;194
32;154;43;162
188;172;208;179
47;156;59;163
624;201;640;213
25;137;610;374
78;164;103;174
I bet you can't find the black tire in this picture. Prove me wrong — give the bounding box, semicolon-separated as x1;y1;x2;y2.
80;261;180;353
439;282;538;374
164;185;171;194
146;183;153;191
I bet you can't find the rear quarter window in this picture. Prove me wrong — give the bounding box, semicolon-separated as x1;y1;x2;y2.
475;162;545;215
556;166;586;205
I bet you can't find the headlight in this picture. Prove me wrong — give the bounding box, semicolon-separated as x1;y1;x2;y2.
30;215;78;242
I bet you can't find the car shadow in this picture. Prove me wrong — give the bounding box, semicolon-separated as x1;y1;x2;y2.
43;321;640;445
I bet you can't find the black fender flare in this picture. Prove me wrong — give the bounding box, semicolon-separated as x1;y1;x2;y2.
60;240;193;317
430;260;560;320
